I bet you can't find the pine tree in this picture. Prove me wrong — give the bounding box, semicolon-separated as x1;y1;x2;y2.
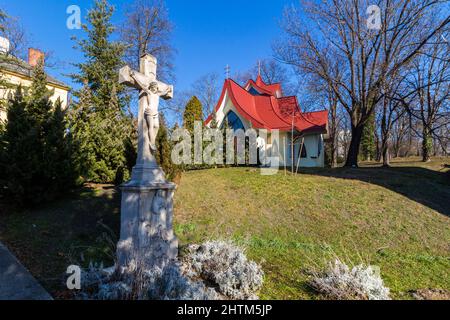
44;99;74;196
26;59;54;129
68;82;97;183
22;61;55;201
183;96;203;134
2;88;34;202
3;62;75;205
71;0;127;112
69;0;133;184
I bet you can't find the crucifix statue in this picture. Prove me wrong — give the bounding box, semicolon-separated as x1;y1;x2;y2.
119;54;173;183
116;54;178;273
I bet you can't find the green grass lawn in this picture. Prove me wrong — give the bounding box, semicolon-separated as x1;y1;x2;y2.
0;157;449;299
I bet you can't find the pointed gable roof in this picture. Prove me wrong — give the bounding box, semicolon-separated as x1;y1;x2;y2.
205;76;328;134
244;75;282;97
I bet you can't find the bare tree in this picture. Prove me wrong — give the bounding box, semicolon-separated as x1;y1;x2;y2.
276;0;450;167
162;89;192;126
377;73;409;166
400;34;450;161
231;70;250;86
0;9;6;32
0;10;28;60
0;10;29;93
390;112;409;157
191;72;221;117
120;0;174;83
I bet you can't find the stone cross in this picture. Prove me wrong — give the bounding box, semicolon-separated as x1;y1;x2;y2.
116;54;178;274
119;54;173;183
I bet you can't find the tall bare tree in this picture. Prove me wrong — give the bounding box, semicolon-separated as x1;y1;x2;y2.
191;72;221;117
400;33;450;161
276;0;450;167
391;112;410;157
0;10;29;92
0;9;28;58
377;73;409;166
120;0;174;83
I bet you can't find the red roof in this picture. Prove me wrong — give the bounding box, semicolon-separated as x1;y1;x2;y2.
245;75;282;96
205;77;328;134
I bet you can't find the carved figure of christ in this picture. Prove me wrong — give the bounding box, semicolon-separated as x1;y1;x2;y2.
119;54;173;169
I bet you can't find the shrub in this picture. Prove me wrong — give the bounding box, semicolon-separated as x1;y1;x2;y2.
308;259;390;300
146;263;219;300
181;240;264;300
77;240;264;300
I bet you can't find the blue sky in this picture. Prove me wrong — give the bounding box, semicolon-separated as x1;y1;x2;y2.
0;0;295;94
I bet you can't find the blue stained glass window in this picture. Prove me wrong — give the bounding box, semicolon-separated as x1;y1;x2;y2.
223;111;245;131
248;87;261;96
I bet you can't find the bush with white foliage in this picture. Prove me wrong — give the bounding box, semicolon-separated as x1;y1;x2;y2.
146;262;219;300
308;259;391;300
181;241;264;300
76;240;263;300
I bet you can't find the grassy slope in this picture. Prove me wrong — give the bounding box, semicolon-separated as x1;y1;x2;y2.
174;158;450;299
0;157;448;299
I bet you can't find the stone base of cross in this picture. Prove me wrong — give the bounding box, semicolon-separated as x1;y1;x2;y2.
116;182;178;273
116;54;178;273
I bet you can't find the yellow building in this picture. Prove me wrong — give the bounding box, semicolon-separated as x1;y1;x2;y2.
0;43;70;122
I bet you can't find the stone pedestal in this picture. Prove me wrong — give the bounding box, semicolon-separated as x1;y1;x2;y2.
116;175;178;273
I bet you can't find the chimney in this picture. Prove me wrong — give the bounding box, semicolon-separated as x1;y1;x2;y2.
28;48;45;67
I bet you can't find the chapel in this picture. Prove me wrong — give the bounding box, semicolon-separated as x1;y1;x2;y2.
205;74;328;167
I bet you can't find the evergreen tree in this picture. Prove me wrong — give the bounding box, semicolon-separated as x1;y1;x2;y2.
168;123;182;182
71;0;127;112
209;110;218;129
2;61;75;205
68;82;97;183
155;115;172;176
2;88;35;202
183;96;204;168
183;96;203;133
69;0;133;184
43;99;74;197
22;61;55;201
360;112;376;161
28;59;53;103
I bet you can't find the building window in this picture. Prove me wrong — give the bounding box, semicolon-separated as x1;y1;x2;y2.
318;137;322;157
300;142;307;158
223;111;245;131
248;87;261;96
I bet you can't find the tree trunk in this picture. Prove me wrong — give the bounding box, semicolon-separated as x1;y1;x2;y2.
375;131;381;162
380;101;389;166
422;126;432;162
331;143;338;168
345;125;363;167
330;102;338;168
381;139;390;167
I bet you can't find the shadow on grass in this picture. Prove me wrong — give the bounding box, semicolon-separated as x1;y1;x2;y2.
0;184;122;297
297;165;450;217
